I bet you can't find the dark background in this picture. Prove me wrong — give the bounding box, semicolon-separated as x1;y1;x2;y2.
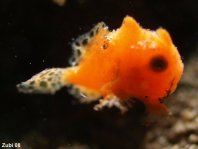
0;0;198;148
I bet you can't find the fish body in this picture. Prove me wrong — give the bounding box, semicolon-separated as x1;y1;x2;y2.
17;16;183;114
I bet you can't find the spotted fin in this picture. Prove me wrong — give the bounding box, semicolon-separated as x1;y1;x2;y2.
17;68;69;94
69;22;107;66
94;94;128;113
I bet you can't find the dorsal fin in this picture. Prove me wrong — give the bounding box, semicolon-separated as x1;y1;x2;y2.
156;28;173;46
120;16;141;36
69;22;107;66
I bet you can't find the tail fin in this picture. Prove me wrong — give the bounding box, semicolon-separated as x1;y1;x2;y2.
17;68;69;94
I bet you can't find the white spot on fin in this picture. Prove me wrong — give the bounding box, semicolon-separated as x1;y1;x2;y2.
69;22;107;66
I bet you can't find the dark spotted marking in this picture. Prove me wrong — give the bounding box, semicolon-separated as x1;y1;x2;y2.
54;73;59;76
56;81;61;85
40;81;47;88
70;56;76;63
82;38;88;46
76;49;81;56
40;77;46;80
150;55;168;72
145;96;148;98
89;31;94;37
75;41;80;46
30;81;35;85
102;40;109;49
17;83;25;90
102;41;109;49
70;22;107;67
27;85;34;90
96;27;99;34
69;56;80;66
48;78;52;81
40;71;51;77
51;83;56;87
48;72;54;76
40;73;47;78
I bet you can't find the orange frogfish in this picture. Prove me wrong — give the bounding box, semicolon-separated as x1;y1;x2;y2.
17;16;184;114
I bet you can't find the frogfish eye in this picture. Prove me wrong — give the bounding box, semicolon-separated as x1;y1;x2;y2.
149;55;168;72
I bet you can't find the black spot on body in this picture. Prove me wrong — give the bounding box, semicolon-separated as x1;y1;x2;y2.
102;41;108;49
48;78;52;81
51;83;57;87
76;49;81;56
48;72;54;76
40;81;47;88
40;74;46;78
96;27;99;34
54;74;60;78
150;55;168;72
89;31;94;37
82;38;88;46
75;42;80;46
30;81;35;85
28;86;34;90
69;56;76;63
